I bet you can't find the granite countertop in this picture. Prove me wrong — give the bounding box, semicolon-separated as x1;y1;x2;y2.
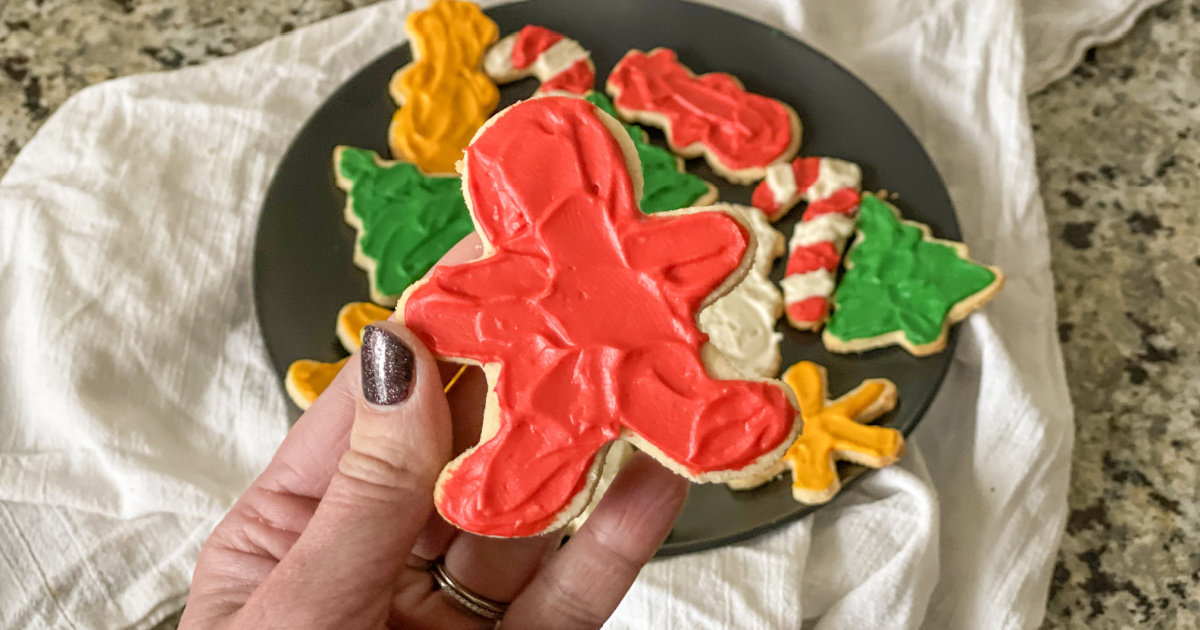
2;0;1197;627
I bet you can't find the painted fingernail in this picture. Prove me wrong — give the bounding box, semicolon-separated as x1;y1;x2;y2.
361;325;415;406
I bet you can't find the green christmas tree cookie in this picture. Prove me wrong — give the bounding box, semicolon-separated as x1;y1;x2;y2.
584;91;717;214
823;194;1004;356
334;146;475;306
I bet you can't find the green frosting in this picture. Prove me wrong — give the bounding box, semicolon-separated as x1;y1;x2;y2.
826;196;998;346
337;147;474;299
584;91;712;214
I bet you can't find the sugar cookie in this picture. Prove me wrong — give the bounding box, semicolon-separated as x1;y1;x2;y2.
823;194;1005;356
285;357;350;411
585;91;717;214
758;157;864;330
606;48;800;184
334;146;474;306
283;302;393;410
484;25;595;95
398;96;800;537
729;361;904;504
388;0;498;173
696;204;785;378
564;441;635;535
336;302;394;352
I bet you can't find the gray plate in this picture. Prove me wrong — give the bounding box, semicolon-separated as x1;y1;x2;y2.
253;0;960;557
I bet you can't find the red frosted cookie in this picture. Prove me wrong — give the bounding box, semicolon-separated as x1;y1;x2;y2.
398;96;801;537
605;48;801;184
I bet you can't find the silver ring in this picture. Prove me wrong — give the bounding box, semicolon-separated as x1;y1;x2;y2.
430;556;509;622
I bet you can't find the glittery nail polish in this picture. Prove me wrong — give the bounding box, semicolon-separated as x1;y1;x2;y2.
361;325;415;406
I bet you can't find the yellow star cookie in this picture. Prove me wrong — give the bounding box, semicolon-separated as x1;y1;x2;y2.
729;361;904;504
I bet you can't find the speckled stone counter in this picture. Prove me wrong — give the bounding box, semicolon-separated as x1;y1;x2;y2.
1032;1;1200;627
2;0;1198;627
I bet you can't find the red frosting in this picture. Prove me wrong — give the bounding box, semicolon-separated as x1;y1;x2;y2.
541;57;594;95
791;157;821;190
804;188;861;220
511;25;563;69
751;181;778;215
787;296;828;324
404;97;797;537
786;241;840;275
608;49;795;172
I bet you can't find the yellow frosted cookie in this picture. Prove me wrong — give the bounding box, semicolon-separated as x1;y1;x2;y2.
729;361;904;504
388;0;498;173
336;302;394;352
284;302;393;409
284;357;350;411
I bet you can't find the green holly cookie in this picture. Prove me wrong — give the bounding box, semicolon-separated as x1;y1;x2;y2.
823;194;1004;356
335;146;475;306
584;91;716;214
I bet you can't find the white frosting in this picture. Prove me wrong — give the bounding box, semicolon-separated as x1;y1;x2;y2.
531;38;589;81
804;158;862;202
483;34;517;79
483;33;589;87
697;205;786;378
788;212;856;249
764;161;798;208
781;269;836;303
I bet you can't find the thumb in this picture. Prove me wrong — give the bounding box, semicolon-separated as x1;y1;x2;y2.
246;321;453;626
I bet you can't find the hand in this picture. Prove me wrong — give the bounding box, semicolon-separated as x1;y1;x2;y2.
181;235;690;630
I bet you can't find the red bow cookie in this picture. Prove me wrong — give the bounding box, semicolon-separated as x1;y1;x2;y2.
400;96;800;537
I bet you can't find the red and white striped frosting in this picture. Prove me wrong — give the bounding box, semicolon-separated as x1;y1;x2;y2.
483;25;595;95
752;157;863;330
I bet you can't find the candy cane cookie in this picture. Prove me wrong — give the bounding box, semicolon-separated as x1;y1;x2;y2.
606;48;801;184
389;0;498;173
753;157;863;330
483;25;595;95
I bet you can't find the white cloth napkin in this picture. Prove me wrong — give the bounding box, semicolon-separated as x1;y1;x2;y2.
0;0;1153;627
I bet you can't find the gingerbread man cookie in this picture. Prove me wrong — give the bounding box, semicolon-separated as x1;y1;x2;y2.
606;48;801;184
388;0;498;173
823;194;1005;356
398;96;800;537
729;361;904;504
483;25;595;96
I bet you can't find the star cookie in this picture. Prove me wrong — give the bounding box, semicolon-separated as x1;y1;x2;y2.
729;361;904;504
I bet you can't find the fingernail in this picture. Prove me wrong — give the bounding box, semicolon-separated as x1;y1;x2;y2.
361;325;415;406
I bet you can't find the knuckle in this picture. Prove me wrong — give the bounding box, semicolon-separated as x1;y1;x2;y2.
539;580;610;630
336;449;439;500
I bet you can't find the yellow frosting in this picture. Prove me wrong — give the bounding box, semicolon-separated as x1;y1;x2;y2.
389;0;498;173
337;302;393;350
286;357;350;409
781;361;904;498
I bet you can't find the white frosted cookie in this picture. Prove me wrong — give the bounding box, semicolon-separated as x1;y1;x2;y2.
697;204;786;378
564;441;635;534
